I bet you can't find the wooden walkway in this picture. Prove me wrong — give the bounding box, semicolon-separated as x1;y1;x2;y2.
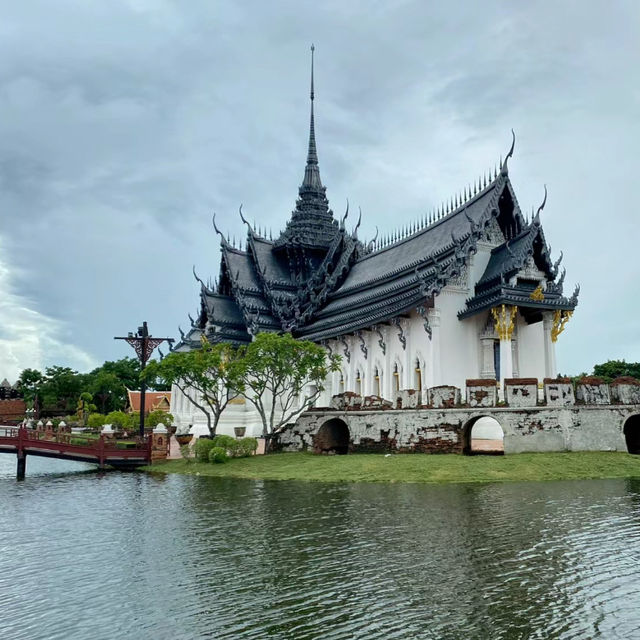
0;426;152;478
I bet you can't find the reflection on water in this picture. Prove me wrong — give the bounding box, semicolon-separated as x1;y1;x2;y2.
1;455;639;639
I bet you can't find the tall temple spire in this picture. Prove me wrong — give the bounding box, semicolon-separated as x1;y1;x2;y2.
275;45;337;253
301;44;323;191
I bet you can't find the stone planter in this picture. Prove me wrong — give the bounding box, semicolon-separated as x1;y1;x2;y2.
575;377;610;405
234;427;247;438
465;379;497;408
504;378;538;408
428;385;460;409
543;378;575;406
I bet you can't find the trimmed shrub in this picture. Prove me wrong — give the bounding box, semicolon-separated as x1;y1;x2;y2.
208;446;229;464
105;411;131;429
211;434;236;450
194;437;216;462
147;409;174;428
236;437;258;457
180;444;193;462
87;413;106;429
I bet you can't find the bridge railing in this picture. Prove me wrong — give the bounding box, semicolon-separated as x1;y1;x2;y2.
0;427;151;458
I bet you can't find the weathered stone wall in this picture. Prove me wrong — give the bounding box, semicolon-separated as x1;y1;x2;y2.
280;409;464;454
505;378;538;408
278;404;640;455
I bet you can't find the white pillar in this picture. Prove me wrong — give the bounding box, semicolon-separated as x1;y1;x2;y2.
542;312;557;378
428;309;441;386
491;305;517;396
383;326;392;400
363;333;372;397
499;338;513;388
401;319;411;391
347;336;356;392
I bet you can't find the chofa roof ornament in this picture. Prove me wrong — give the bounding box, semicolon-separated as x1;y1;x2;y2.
211;212;229;246
500;129;516;176
533;185;548;226
238;204;251;230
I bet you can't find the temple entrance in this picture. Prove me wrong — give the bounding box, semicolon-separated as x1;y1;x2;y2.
314;419;350;455
624;415;640;454
463;416;504;455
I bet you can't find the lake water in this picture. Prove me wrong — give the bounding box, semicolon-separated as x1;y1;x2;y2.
1;455;639;639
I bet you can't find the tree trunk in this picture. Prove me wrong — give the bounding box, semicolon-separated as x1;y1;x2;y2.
211;411;221;438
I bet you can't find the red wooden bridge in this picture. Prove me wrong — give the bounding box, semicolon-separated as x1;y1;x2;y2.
0;426;154;479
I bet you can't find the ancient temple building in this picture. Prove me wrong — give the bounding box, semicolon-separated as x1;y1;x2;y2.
171;50;578;436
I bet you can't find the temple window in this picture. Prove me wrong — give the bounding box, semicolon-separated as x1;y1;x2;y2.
415;359;422;390
393;363;400;392
374;368;381;397
356;370;362;396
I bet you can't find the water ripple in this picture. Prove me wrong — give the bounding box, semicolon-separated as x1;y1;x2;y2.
1;457;640;639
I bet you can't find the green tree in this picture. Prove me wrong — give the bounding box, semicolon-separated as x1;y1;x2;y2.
40;366;87;415
142;341;242;437
235;333;340;445
89;370;126;413
593;360;640;381
76;392;97;426
95;357;141;390
17;368;44;409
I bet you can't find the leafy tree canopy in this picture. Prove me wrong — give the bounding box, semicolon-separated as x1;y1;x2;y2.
92;357;141;390
592;360;640;381
15;356;168;417
235;332;341;441
143;341;241;437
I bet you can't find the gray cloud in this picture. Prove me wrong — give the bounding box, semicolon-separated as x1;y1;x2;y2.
0;0;638;377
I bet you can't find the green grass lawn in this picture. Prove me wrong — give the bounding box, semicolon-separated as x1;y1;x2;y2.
146;451;640;485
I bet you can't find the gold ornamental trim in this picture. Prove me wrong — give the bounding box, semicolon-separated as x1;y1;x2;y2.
491;304;518;341
529;284;544;302
551;309;573;342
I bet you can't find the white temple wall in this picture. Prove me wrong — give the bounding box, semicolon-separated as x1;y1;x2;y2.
516;316;547;380
435;289;482;390
406;311;430;391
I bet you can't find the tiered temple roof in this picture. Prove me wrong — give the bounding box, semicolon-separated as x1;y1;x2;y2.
174;53;578;351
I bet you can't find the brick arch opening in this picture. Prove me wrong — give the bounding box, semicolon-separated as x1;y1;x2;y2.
624;415;640;454
462;416;504;455
314;418;350;455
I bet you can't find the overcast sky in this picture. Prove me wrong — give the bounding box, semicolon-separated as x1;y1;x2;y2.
0;0;638;381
